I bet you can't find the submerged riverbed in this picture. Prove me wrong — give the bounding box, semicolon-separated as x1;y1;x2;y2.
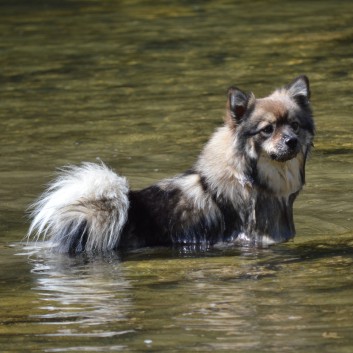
0;1;352;352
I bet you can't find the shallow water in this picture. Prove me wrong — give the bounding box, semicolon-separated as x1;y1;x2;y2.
0;0;352;352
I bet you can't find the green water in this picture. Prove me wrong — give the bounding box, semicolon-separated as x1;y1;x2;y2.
0;0;352;352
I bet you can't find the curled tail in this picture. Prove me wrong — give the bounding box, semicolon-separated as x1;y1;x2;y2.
28;162;129;253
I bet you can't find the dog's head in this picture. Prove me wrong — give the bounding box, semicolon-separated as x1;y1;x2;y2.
226;76;315;164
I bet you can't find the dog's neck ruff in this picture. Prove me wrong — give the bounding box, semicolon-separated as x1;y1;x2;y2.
255;151;305;196
195;126;251;200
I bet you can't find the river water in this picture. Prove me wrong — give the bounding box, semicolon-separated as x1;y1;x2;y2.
0;1;352;352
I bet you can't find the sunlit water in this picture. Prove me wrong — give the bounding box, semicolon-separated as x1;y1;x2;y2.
0;1;352;352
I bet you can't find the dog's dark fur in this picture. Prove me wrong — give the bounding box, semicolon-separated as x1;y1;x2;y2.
29;76;315;253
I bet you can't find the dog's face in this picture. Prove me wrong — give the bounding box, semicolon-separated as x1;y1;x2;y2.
226;76;315;164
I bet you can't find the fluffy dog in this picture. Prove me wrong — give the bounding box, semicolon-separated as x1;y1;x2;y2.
29;76;315;253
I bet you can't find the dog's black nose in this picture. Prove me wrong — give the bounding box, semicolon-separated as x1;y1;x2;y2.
285;136;298;149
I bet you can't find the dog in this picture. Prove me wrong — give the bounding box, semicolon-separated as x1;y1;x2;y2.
29;76;315;253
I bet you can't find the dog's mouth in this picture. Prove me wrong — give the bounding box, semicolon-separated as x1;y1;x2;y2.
270;151;298;162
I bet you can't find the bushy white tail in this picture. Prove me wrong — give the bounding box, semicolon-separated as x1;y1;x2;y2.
28;162;129;253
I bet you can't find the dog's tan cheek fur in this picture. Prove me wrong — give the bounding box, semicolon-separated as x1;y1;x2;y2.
258;137;269;156
245;138;259;159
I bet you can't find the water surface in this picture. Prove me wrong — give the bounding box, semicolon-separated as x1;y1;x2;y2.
0;1;352;352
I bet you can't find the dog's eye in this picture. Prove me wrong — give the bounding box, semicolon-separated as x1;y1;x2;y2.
291;122;300;132
262;125;274;135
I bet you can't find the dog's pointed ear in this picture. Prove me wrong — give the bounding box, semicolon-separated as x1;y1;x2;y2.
286;75;310;100
225;87;253;126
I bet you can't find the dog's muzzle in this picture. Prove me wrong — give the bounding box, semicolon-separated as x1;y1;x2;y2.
270;135;300;162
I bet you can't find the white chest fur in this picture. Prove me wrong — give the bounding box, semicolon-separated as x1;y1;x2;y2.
257;152;304;196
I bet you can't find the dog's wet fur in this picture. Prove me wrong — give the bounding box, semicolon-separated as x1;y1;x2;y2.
29;76;315;253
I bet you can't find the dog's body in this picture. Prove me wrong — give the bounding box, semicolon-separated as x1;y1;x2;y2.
29;76;315;253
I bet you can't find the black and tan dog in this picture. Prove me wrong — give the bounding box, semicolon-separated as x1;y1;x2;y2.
29;76;315;253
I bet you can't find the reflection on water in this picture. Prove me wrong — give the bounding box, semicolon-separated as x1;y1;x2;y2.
0;0;352;352
6;240;353;352
30;255;131;328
